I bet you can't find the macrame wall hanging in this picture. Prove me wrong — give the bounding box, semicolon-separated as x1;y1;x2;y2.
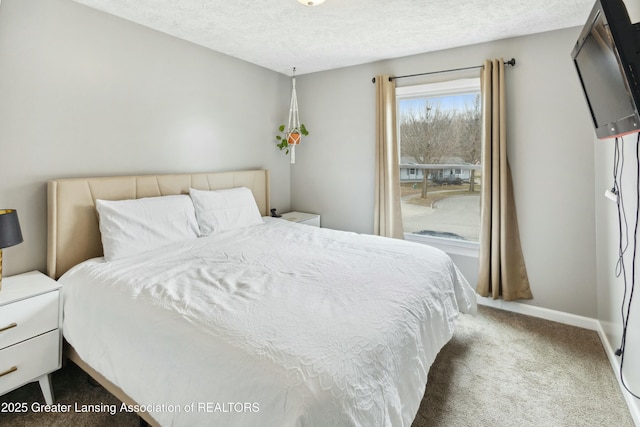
287;67;301;164
276;67;308;164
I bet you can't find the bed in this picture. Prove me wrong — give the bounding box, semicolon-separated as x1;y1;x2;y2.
46;169;476;426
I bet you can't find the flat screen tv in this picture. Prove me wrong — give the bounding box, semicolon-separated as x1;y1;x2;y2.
571;0;640;139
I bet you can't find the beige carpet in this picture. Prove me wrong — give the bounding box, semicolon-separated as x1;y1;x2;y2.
413;306;634;427
0;305;633;426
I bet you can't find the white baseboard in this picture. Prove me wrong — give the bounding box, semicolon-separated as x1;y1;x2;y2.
595;322;640;427
475;296;640;426
476;296;599;330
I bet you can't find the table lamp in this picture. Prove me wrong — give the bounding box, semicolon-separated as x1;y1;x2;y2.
0;209;23;291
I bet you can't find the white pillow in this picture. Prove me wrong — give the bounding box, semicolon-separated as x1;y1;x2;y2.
189;187;263;236
96;195;200;261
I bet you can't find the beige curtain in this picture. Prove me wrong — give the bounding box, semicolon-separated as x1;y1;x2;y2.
374;75;404;239
477;59;533;301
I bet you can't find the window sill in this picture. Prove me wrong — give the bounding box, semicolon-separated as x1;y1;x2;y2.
404;233;479;257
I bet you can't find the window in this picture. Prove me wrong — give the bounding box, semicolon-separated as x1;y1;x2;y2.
396;78;481;250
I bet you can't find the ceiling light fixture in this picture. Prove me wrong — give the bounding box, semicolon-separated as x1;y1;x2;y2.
297;0;326;6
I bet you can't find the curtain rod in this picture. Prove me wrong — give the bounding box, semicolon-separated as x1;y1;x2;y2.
371;58;516;84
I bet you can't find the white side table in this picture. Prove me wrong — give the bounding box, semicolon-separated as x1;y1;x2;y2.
0;271;62;404
281;211;321;227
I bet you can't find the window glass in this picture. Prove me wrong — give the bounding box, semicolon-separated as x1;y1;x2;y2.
397;78;481;242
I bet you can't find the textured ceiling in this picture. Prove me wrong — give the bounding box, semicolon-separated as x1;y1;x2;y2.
70;0;595;75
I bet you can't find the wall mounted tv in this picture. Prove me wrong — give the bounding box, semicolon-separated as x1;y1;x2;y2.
571;0;640;139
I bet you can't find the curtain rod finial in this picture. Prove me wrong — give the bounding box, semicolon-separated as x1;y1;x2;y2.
371;76;394;84
506;58;516;67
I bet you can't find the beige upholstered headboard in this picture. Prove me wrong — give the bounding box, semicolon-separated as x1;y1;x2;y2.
47;170;270;280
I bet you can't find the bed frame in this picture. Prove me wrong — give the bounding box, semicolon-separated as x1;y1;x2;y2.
46;169;270;426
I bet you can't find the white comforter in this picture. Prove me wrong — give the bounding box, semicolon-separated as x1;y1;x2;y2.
61;218;476;426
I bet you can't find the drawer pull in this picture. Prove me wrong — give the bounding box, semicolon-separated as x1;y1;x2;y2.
0;366;17;378
0;322;17;333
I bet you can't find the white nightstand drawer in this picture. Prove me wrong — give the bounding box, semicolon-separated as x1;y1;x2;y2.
0;330;60;395
0;290;59;350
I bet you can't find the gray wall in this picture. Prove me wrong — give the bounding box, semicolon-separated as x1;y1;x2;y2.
0;0;291;276
292;28;598;318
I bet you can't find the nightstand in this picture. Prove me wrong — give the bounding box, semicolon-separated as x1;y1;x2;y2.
0;271;62;404
281;211;321;227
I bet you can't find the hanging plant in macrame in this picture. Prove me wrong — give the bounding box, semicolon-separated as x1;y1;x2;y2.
275;67;309;164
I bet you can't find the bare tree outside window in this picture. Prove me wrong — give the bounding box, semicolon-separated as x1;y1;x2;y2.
398;88;482;242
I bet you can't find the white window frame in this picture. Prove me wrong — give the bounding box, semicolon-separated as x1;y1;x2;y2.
396;78;481;257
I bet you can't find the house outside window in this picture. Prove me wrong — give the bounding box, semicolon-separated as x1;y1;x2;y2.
396;78;481;254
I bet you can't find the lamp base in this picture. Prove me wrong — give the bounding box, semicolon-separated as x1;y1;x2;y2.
0;248;3;291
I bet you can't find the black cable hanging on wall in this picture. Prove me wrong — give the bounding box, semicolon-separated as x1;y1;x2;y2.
371;58;516;84
613;133;640;400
